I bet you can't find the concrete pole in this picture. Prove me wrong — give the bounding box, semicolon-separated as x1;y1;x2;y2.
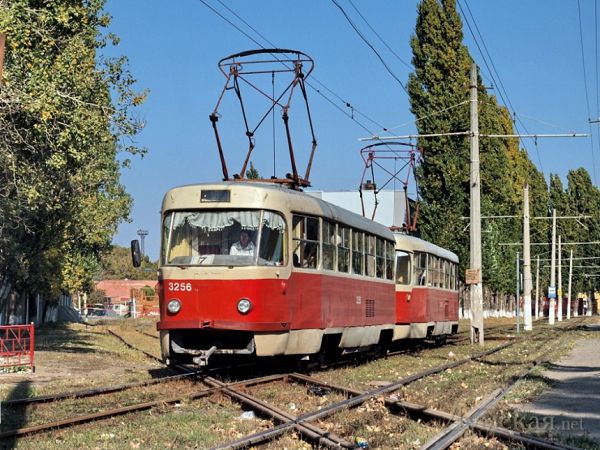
535;255;540;319
558;235;563;321
523;185;532;331
469;63;484;345
549;209;556;325
567;249;573;320
516;251;520;332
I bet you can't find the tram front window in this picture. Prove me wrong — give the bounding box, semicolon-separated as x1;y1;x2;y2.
162;210;286;266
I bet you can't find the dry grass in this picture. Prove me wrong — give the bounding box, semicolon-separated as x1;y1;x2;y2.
2;316;599;449
0;322;164;400
14;395;274;450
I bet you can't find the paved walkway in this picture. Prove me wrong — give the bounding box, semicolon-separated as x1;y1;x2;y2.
518;325;600;445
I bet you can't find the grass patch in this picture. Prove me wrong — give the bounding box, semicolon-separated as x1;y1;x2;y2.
14;396;273;449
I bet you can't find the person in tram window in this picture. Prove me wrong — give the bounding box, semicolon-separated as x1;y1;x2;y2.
230;230;256;256
303;243;317;268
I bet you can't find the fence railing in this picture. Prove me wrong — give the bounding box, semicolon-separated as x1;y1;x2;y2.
0;323;35;372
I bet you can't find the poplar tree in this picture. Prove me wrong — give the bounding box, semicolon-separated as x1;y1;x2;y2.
408;0;471;269
565;168;600;294
408;0;548;304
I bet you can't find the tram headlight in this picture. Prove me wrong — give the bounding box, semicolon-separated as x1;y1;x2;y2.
237;298;252;314
167;298;181;314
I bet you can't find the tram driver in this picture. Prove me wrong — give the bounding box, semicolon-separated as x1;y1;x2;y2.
229;230;256;256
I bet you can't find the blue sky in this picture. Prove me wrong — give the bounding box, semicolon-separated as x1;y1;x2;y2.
103;0;600;260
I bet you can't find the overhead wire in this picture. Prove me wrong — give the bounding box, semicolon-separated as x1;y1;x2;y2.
209;0;427;191
200;0;494;162
214;0;394;134
577;0;599;184
330;0;409;95
594;0;600;119
204;0;392;138
458;0;545;175
346;0;412;70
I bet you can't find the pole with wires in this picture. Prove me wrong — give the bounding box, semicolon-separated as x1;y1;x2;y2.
469;63;484;345
549;209;557;325
523;184;532;331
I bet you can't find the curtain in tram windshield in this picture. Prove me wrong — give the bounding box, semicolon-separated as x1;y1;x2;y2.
172;211;285;232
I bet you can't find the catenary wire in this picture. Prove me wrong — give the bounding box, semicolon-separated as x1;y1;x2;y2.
347;0;412;70
201;1;493;157
594;0;600;119
458;0;545;174
330;0;409;95
214;0;396;132
577;0;598;183
198;0;381;137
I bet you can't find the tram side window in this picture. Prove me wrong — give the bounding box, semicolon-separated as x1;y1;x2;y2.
375;238;385;278
386;241;394;280
352;230;364;275
451;262;457;290
337;226;350;273
366;235;376;277
414;252;427;286
396;250;411;285
292;215;320;269
429;255;441;287
322;220;336;271
444;260;451;289
428;256;436;287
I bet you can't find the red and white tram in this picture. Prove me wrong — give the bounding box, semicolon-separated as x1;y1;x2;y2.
393;233;459;342
147;181;459;366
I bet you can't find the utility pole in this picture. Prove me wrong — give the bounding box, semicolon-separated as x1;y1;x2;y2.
523;185;532;330
567;249;573;320
516;251;520;332
558;235;563;321
535;255;540;319
469;63;484;345
549;209;557;325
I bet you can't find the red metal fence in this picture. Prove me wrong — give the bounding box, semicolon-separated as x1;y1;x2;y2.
0;323;35;372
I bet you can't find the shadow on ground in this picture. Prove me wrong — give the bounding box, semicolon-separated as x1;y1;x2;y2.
1;380;32;450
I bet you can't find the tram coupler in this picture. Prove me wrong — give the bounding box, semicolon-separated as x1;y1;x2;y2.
193;346;217;366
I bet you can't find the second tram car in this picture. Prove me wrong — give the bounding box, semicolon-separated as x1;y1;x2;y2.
393;233;459;341
150;181;459;366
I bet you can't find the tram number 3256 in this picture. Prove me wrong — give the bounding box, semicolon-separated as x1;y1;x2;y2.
168;282;193;292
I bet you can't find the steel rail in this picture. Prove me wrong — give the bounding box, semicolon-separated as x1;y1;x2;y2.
204;377;353;449
388;398;581;450
420;389;505;449
106;328;162;362
420;322;585;449
290;373;581;450
213;339;516;449
0;374;285;440
135;329;159;340
291;363;581;450
3;371;193;406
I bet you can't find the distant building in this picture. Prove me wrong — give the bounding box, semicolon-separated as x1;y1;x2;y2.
306;189;410;228
95;280;157;304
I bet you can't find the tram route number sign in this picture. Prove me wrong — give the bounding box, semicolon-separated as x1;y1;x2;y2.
465;268;481;285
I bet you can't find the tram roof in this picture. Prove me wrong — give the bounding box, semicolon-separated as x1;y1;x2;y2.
393;232;459;263
163;181;395;240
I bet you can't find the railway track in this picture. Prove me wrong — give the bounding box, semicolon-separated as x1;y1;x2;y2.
0;319;589;449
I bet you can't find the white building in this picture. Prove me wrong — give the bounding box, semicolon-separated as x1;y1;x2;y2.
306;189;411;229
